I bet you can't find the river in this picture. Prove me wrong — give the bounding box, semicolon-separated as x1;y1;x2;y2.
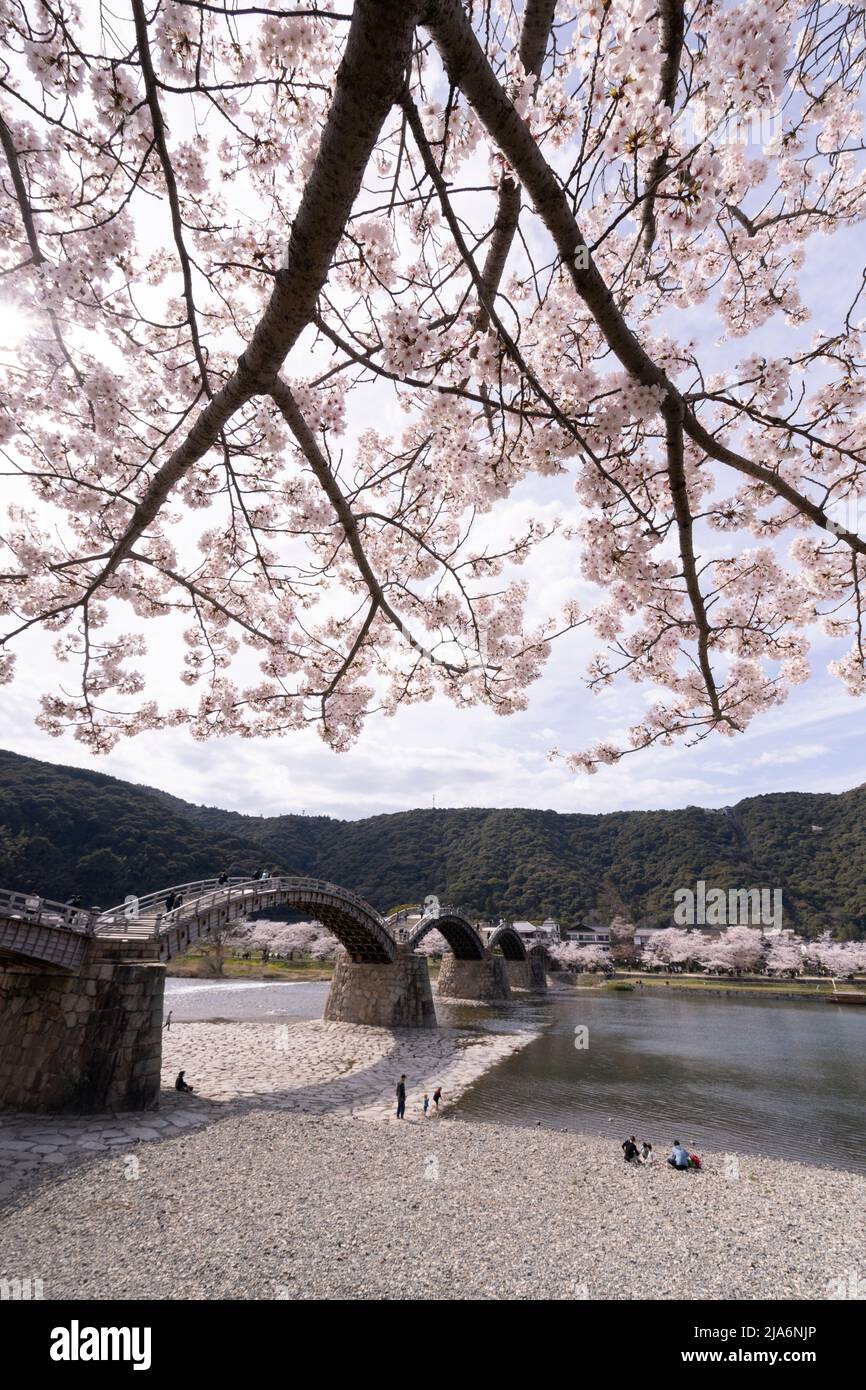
164;977;866;1175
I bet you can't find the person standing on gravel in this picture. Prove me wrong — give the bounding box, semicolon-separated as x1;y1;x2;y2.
433;1086;442;1111
396;1074;407;1119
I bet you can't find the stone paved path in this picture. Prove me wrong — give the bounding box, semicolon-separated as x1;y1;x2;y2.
0;1020;534;1204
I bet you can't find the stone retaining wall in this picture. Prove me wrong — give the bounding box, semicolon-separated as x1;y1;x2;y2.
0;940;165;1113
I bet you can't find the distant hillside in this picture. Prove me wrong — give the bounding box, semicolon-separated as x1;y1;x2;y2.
0;748;864;937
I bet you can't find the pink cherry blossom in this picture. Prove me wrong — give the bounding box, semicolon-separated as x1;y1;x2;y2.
0;0;864;765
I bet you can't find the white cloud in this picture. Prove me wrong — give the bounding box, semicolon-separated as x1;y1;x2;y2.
753;744;829;768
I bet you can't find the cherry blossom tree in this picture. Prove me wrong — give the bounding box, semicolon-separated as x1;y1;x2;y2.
699;923;767;974
3;2;866;767
549;940;607;970
198;917;238;974
608;913;638;961
412;927;450;955
640;925;701;969
803;935;866;976
229;917;336;957
764;929;806;976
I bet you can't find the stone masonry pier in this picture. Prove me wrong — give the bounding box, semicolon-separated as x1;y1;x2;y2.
435;952;511;1002
0;938;165;1114
506;947;548;992
323;946;436;1028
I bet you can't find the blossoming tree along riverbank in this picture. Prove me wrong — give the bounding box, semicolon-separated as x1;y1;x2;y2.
2;1;866;769
550;930;866;975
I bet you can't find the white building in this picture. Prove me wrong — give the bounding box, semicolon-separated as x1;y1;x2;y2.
567;926;611;946
511;917;561;945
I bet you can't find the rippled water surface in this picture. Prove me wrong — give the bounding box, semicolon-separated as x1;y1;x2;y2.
163;978;866;1173
455;988;866;1175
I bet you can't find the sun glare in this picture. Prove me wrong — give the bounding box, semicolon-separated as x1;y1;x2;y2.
0;301;35;351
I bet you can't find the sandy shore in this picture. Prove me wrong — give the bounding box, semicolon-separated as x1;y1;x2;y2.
1;1019;864;1300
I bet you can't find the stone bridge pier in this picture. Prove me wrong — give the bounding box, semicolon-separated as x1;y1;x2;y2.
435;951;511;1002
506;946;548;992
0;939;165;1114
324;945;436;1027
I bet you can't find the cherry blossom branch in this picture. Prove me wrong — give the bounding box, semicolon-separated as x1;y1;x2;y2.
663;396;723;722
640;0;685;251
83;0;422;587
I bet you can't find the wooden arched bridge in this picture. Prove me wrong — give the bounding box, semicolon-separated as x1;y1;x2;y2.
0;877;548;1115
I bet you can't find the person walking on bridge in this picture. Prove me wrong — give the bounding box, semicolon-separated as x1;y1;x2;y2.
396;1074;407;1120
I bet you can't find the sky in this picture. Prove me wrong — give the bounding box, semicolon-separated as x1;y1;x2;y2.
4;504;865;822
3;610;864;821
2;10;866;822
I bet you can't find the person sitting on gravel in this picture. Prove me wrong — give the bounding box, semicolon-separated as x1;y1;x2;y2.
622;1135;640;1163
638;1141;654;1165
175;1070;194;1094
668;1140;690;1170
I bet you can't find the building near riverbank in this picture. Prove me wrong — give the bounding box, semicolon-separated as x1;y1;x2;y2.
511;917;561;945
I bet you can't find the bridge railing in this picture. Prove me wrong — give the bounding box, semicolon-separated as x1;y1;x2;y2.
97;874;387;938
0;888;97;935
395;905;477;942
387;903;475;930
96;876;256;927
384;905;421;927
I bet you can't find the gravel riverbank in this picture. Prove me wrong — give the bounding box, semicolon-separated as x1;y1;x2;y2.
2;1107;863;1301
1;1018;863;1300
0;1019;534;1203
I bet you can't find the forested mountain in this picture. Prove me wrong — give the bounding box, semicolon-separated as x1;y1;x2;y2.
1;748;864;937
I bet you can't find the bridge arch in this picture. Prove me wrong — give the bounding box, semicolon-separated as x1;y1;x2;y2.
97;876;396;964
486;924;528;961
405;911;485;960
